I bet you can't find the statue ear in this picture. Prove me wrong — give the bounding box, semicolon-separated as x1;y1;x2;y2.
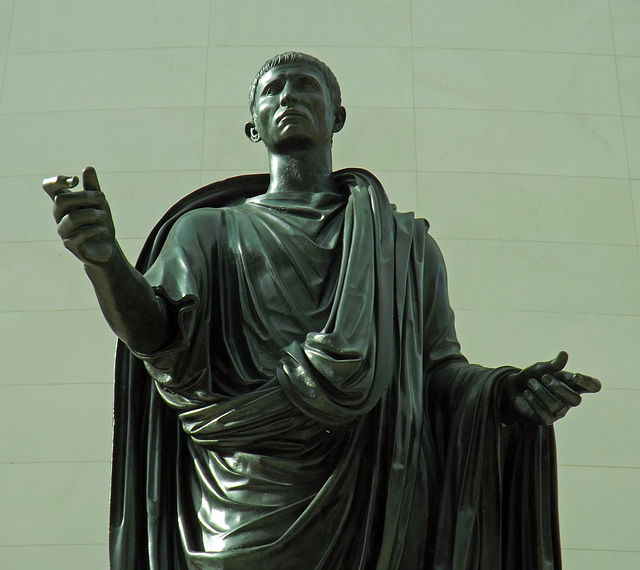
244;122;261;143
332;106;346;134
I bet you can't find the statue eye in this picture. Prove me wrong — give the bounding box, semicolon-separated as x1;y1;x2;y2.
299;77;318;90
262;82;282;96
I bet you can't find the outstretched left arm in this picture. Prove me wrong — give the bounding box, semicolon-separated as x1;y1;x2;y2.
499;351;601;426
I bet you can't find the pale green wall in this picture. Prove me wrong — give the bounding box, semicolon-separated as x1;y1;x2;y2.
1;0;638;568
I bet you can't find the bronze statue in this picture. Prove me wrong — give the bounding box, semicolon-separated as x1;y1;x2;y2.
44;52;600;569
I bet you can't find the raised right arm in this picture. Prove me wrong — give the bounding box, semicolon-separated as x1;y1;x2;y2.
43;166;176;354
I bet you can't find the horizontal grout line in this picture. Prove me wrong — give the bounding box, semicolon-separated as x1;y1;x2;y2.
0;106;218;117
411;46;640;58
3;234;639;248
5;305;640;319
3;45;639;58
0;545;634;553
580;387;640;392
2;459;637;470
3;45;211;57
1;305;638;319
0;169;209;178
0;305;99;311
0;382;113;388
455;307;640;316
451;307;640;318
417;170;640;181
562;547;640;554
0;237;146;245
0;460;110;466
413;107;638;120
1;169;637;182
1;105;638;120
412;106;631;118
0;543;107;548
1;382;637;392
557;463;640;470
432;236;639;248
3;173;637;189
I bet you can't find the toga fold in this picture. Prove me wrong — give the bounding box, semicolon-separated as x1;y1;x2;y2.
109;169;561;569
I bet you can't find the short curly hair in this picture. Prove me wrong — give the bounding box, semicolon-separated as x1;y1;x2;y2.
248;52;342;116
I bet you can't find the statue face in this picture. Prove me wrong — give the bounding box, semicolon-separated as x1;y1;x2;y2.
252;63;342;153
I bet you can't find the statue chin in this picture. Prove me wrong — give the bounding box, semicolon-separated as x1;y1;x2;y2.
274;135;314;154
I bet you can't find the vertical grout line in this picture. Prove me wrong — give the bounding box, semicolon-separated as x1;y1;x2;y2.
409;0;419;215
607;0;639;252
199;0;213;182
0;0;16;115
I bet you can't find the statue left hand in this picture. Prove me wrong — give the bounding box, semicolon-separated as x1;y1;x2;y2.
500;351;601;426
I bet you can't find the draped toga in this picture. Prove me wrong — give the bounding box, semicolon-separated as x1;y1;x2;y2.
109;169;562;569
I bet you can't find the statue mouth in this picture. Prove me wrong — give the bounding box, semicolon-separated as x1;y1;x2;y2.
276;110;307;124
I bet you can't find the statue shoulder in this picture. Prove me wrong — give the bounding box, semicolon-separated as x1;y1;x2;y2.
164;207;226;247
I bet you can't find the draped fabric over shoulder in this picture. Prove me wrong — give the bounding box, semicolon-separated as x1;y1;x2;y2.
109;170;562;569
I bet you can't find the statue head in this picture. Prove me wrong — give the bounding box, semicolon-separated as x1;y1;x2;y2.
245;52;346;151
248;52;342;118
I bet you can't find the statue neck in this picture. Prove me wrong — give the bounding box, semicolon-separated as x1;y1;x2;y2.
266;147;336;194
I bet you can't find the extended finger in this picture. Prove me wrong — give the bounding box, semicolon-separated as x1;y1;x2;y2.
42;175;79;200
540;374;582;407
565;373;602;394
527;378;570;413
57;209;108;239
82;166;102;193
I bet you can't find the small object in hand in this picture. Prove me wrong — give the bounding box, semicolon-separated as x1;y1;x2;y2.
42;175;79;199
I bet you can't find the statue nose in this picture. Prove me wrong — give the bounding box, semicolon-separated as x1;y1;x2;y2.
280;88;298;107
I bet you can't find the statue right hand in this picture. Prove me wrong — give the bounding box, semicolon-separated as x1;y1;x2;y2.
43;166;116;266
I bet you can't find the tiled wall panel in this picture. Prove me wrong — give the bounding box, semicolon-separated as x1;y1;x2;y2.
611;0;640;56
625;116;640;178
558;466;640;552
8;0;210;53
209;0;413;48
418;172;636;245
439;239;640;315
411;0;614;53
0;545;109;569
415;109;628;178
0;462;110;546
618;56;640;116
0;384;113;463
0;1;12;55
0;108;205;176
1;48;208;113
0;310;116;386
413;49;620;115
